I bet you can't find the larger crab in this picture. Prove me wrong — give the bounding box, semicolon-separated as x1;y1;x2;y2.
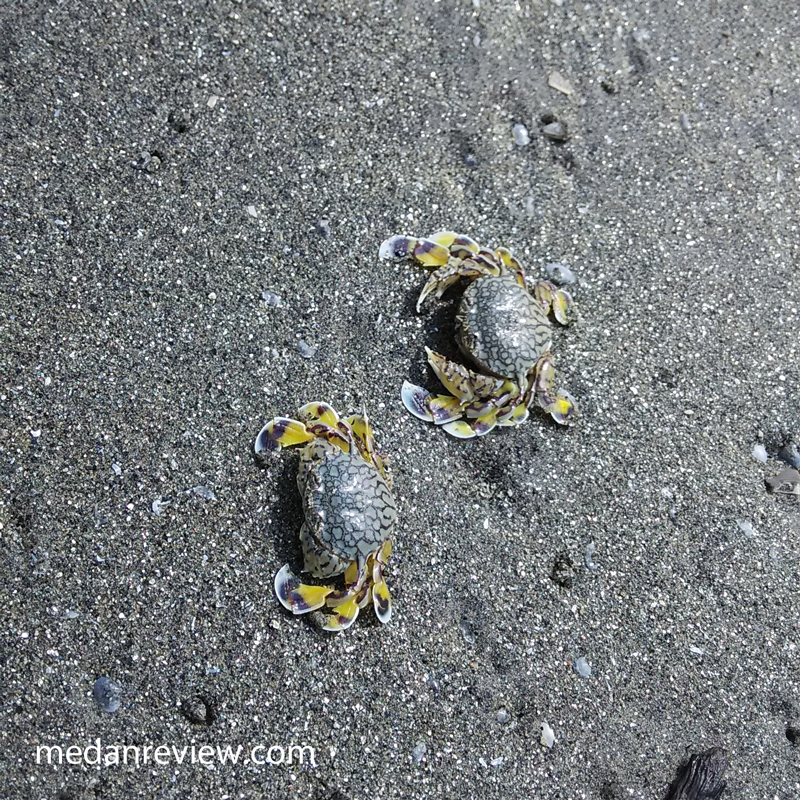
255;402;395;632
380;231;575;438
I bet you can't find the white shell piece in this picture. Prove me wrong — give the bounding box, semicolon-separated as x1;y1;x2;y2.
540;722;555;748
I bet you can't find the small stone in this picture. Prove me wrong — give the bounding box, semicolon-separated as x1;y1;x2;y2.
540;722;555;748
548;72;573;95
261;290;282;307
111;463;122;476
542;121;569;141
736;520;755;538
679;112;691;132
93;677;122;713
316;218;331;238
463;152;478;168
777;444;800;469
496;708;510;724
64;610;79;619
152;497;170;516
550;553;575;588
189;485;216;501
584;542;598;571
460;619;476;645
207;95;219;108
545;262;576;285
574;656;591;678
412;742;427;764
512;123;530;146
752;444;768;463
182;695;215;726
246;205;258;218
297;339;317;359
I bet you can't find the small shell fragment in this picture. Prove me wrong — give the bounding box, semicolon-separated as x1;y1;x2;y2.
545;262;576;286
736;519;755;538
548;72;573;95
152;497;170;516
584;541;598;571
261;290;282;307
297;339;317;359
512;123;530;146
574;656;591;678
542;121;569;141
540;722;555;748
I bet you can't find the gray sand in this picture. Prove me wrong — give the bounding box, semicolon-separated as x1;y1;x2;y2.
2;1;799;798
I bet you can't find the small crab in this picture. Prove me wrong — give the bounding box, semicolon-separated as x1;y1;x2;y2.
255;402;395;632
379;230;576;438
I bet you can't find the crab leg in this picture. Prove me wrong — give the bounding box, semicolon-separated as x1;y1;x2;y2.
371;540;393;624
425;347;501;403
323;545;393;631
532;280;573;326
416;260;496;312
532;352;575;425
379;235;451;268
274;564;335;614
254;413;351;456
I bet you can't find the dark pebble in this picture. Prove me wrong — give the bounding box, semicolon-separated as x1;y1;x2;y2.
551;553;575;588
777;444;800;469
663;747;728;800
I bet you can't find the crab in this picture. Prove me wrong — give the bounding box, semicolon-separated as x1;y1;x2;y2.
379;230;576;438
255;402;395;632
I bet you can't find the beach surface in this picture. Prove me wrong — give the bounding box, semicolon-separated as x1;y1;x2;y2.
2;1;799;797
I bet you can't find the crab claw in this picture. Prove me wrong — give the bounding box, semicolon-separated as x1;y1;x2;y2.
274;564;332;614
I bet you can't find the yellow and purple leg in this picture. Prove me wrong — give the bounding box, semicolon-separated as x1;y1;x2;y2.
322;543;393;631
532;353;575;425
370;540;393;624
274;564;335;615
415;259;497;311
533;280;574;326
254;402;351;455
401;348;516;438
346;410;393;488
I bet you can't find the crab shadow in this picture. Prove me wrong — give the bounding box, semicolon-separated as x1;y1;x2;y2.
400;282;463;387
